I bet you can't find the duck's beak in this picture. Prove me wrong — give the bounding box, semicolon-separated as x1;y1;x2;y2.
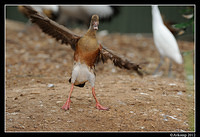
93;21;99;30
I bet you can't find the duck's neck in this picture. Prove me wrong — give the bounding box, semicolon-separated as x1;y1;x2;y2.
86;27;97;38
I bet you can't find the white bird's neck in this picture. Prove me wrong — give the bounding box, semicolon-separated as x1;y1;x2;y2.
152;5;164;25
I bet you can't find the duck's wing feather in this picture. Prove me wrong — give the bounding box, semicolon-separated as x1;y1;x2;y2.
98;44;143;76
22;6;82;50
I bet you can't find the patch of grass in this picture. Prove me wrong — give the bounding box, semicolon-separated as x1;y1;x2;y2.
183;50;195;131
188;110;195;131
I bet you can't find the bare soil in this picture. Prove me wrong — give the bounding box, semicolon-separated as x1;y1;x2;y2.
5;19;194;132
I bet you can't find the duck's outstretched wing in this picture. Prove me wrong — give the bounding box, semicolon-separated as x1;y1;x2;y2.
98;44;143;76
22;6;81;50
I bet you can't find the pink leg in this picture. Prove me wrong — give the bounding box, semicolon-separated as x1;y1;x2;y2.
61;84;74;110
92;87;109;110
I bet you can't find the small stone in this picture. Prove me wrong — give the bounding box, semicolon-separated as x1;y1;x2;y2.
20;125;25;129
39;101;43;104
152;108;158;112
177;91;183;95
88;110;93;114
111;68;116;73
140;93;149;95
47;84;54;88
78;108;84;112
130;111;134;114
56;101;63;104
7;69;11;73
169;83;176;86
10;112;19;115
67;120;74;123
184;121;189;126
188;94;192;97
140;126;145;129
143;113;148;116
168;115;179;121
163;118;168;121
117;100;126;105
148;88;154;91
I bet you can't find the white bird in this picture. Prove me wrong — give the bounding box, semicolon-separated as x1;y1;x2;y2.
55;5;119;27
151;5;183;77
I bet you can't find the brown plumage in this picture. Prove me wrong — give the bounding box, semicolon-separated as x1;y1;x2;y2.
98;45;142;75
18;6;30;18
22;6;142;111
22;6;81;50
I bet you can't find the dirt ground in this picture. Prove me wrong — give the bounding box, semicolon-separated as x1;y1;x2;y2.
5;19;194;132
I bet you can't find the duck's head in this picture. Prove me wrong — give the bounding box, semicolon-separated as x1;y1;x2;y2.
90;15;99;30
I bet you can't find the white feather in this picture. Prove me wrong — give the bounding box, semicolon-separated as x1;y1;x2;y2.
71;62;95;87
152;5;183;64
